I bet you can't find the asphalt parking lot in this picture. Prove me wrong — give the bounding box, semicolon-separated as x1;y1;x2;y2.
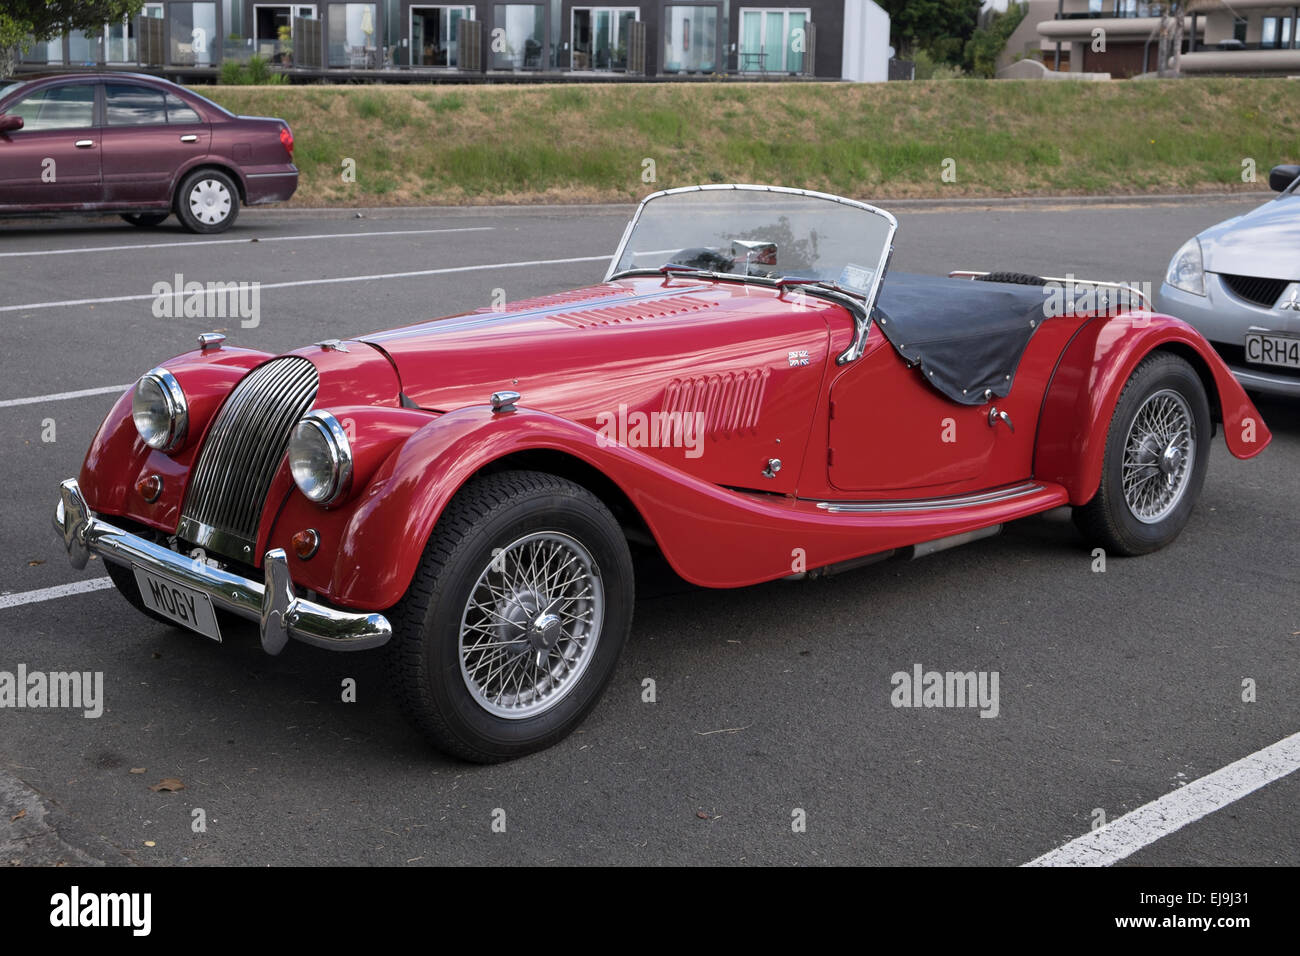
1;197;1296;866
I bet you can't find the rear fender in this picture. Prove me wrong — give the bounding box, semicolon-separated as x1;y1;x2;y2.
1034;312;1270;505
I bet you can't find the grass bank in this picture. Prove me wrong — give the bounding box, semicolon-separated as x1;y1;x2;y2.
205;79;1299;206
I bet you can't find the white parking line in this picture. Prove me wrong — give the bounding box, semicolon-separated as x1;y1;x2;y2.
0;578;114;610
0;253;613;314
1024;730;1300;866
0;384;130;409
0;227;493;259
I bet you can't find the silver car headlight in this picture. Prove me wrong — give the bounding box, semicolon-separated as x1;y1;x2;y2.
131;368;188;452
1166;237;1206;296
288;410;352;505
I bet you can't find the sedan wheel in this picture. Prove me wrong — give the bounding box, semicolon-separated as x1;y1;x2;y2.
388;470;634;762
176;169;240;234
1074;353;1210;555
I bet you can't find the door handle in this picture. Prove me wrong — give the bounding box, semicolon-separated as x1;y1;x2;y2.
988;407;1015;433
180;134;198;143
75;139;94;148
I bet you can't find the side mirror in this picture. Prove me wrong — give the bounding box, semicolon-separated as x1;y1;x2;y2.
0;114;23;133
1268;164;1300;192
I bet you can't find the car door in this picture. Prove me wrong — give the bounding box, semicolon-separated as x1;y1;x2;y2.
0;81;101;208
101;83;210;205
827;333;1005;495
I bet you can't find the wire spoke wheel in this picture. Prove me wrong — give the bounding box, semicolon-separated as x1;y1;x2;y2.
188;178;232;225
1120;388;1195;524
459;531;604;720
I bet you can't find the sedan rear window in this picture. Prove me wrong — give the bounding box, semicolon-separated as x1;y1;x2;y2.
107;84;167;125
7;84;94;131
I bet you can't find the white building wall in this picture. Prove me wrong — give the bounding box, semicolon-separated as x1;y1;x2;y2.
841;0;890;82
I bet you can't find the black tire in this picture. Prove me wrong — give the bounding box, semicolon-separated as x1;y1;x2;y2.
387;470;634;763
120;212;169;228
175;169;240;234
104;560;177;627
1073;352;1211;556
974;271;1047;285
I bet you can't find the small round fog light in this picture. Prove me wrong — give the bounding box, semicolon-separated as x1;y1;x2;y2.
292;528;320;560
136;474;162;503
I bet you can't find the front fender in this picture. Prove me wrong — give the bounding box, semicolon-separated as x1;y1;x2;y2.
78;346;272;530
1034;312;1271;506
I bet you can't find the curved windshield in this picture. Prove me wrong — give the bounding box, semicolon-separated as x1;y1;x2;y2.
607;185;895;299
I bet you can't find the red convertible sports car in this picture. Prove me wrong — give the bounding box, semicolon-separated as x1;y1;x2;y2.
54;185;1271;761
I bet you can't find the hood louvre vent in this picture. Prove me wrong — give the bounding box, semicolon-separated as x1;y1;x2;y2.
550;294;718;330
663;370;769;440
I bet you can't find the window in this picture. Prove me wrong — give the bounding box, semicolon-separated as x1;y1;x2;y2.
571;8;638;71
107;84;168;125
328;3;378;67
412;6;475;68
662;5;718;73
166;94;201;124
169;2;219;66
491;5;546;69
1262;17;1278;47
738;9;809;73
7;85;95;132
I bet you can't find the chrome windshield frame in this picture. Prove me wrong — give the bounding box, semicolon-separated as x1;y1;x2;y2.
605;184;897;364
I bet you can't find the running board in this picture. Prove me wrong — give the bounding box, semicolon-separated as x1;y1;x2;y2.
785;524;1003;580
813;481;1043;514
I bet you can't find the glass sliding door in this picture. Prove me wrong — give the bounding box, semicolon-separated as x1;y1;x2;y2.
571;8;637;71
491;4;545;70
738;8;809;74
662;4;718;73
327;2;378;67
411;6;475;67
169;2;219;66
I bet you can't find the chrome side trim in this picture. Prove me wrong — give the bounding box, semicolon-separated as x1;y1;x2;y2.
814;481;1043;514
54;479;390;654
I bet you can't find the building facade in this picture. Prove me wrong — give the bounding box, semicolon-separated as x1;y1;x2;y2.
1001;0;1300;78
12;0;890;81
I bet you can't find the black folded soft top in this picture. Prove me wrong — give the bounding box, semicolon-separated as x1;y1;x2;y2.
874;273;1046;406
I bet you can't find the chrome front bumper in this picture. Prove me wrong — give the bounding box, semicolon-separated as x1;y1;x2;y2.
53;479;391;655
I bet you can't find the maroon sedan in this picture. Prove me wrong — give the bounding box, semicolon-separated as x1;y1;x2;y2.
0;73;297;233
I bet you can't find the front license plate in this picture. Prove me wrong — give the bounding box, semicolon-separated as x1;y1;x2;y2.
1244;332;1300;370
132;567;222;642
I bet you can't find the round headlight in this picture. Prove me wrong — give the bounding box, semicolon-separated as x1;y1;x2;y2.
131;368;188;451
288;410;352;505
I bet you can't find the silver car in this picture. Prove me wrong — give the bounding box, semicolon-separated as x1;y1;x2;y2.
1157;164;1300;398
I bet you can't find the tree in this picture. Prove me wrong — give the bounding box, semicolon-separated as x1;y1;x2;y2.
1157;2;1185;78
964;2;1028;78
1;1;146;78
878;0;985;67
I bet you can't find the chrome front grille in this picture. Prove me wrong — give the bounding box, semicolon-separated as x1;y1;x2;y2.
178;357;318;561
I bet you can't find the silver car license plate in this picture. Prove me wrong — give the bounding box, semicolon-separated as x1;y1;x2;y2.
133;566;222;642
1245;332;1300;370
